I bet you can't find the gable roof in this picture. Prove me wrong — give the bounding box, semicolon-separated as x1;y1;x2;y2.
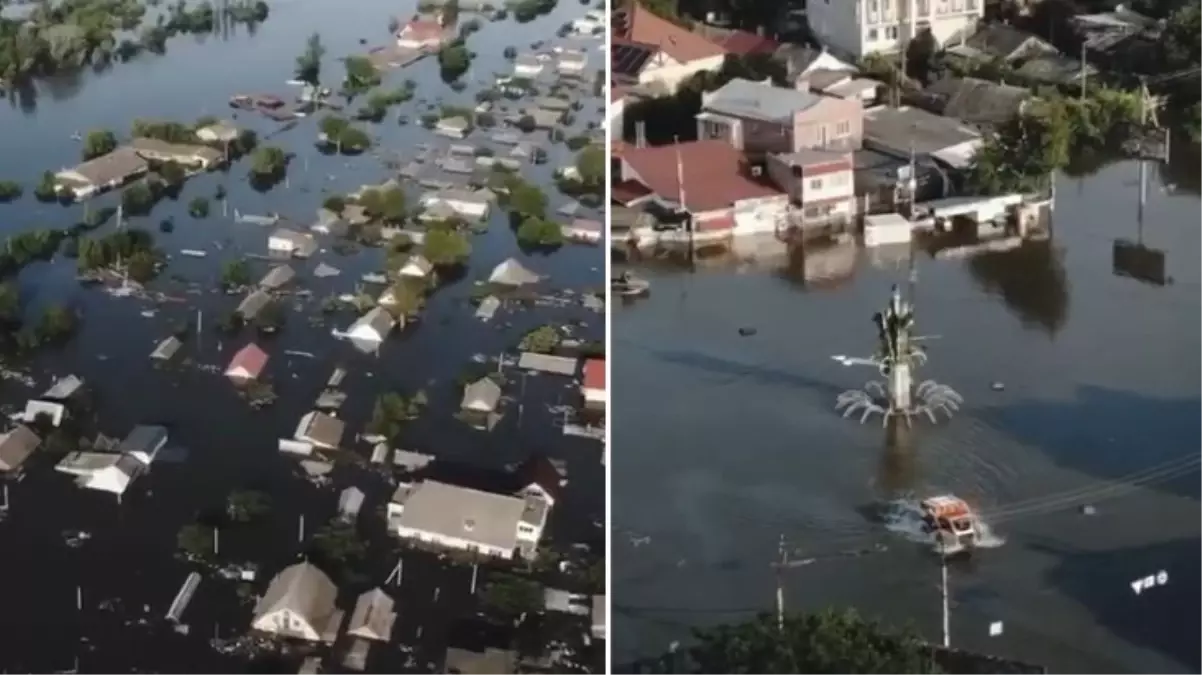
259;264;296;289
347;588;397;642
397;480;527;553
517;454;564;501
612;2;725;63
227;342;269;378
611;39;659;78
399;19;445;41
462;377;502;412
254;562;338;626
0;425;41;472
350;306;395;338
702;78;822;121
118;425;168;458
488;258;540;286
924;77;1032;127
962;24;1056;62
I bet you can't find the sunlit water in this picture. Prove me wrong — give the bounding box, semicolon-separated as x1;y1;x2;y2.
612;160;1201;673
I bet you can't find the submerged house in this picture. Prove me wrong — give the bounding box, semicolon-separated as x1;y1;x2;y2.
346;588;397;642
344;307;396;344
225;343;269;382
461;377;502;414
55;424;164;502
581;358;606;408
386;479;549;560
397;254;434;279
258;264;296;290
251;562;342;643
0;425;42;474
292;411;345;451
488;258;539;286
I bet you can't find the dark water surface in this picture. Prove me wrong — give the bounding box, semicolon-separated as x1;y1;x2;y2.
0;0;605;671
612;160;1201;673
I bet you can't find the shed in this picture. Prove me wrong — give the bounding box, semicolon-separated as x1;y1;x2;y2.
237;289;272;319
151;336;183;361
864;213;913;248
461;377;502;413
294;411;345;449
42;375;85;400
118;425;169;465
475;295;500;321
23;399;66;427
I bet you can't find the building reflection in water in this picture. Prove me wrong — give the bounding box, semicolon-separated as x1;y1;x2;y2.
780;234;858;290
875;418;918;499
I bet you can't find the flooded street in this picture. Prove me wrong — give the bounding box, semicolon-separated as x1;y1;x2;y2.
0;0;605;671
611;159;1201;673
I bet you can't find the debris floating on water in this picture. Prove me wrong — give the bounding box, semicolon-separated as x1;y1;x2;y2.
991;381;1005;391
738;327;757;336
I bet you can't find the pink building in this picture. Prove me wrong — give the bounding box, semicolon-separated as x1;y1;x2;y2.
696;78;863;158
395;19;447;50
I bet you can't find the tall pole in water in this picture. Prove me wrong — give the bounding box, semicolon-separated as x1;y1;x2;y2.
940;538;950;647
674;136;695;270
775;534;787;631
1137;76;1149;243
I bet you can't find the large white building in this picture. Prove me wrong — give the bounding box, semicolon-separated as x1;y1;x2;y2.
387;480;550;560
807;0;983;60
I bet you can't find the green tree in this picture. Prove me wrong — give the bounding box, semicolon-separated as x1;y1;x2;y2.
36;304;78;343
437;42;472;81
516;216;564;247
158;161;187;187
366;390;424;439
358;187;406;223
177;522;215;560
0;281;21;326
126;250;159;283
249;146;288;177
82;129;118;160
121;182;159;216
226;489;272;523
518;324;559;353
342;55;380;94
189;196;210;218
421;228;472;266
319;115;350;141
575;145;604;186
0;180;22;202
220;259;251;288
295;32;325;86
509;180;548;218
34;172;60;202
481;574;542;616
689;610;939;674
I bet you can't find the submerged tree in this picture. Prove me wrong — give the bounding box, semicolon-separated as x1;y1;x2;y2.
689;609;940;674
295;32;325;86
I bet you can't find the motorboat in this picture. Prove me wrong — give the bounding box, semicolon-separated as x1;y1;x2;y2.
920;494;979;555
611;271;650;297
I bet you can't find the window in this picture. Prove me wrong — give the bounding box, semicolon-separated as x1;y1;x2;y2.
809;178;823;190
917;0;929;14
835;121;850;136
886;25;898;39
966;0;976;8
867;28;878;41
804;205;820;218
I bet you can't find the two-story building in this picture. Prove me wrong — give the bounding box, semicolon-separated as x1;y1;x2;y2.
807;0;984;60
611;2;726;94
696;78;864;158
766;149;857;232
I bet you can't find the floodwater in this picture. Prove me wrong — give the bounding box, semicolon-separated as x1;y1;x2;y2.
612;158;1201;673
0;0;606;671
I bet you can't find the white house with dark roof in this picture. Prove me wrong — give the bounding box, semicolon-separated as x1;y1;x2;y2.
611;3;726;93
346;588;397;642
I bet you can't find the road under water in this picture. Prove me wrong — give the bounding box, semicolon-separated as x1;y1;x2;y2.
612;158;1201;674
0;0;606;671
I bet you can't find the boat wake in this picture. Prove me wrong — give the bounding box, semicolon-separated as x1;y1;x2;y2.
878;497;1007;551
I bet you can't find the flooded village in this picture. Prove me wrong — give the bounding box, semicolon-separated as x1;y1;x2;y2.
610;1;1199;674
0;0;607;671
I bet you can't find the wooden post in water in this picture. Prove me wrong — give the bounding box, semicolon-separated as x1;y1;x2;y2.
76;585;82;611
214;527;220;556
298;514;305;543
2;483;9;511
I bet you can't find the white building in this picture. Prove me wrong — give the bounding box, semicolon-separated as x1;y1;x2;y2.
396;254;434;279
420;189;491;221
252;562;341;643
513;55;545;78
807;0;983;60
267;228;318;258
343;307;395;344
387;480;550;559
557;49;588;75
346;588;397;642
395;18;447;50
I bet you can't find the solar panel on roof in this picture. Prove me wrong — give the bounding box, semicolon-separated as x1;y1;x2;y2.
611;42;655;77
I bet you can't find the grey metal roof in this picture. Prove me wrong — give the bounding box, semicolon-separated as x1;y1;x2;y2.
804;68;852;90
703;78;821;122
298;411;345;448
461;377;502;412
42;375;84;400
924;77;1031;127
62;147;149;185
863;106;981;157
237;289;272;319
346;588;396;642
350;306;395;338
963;24;1054;62
339;486;365;519
253;562;338;630
772;148;850;167
118;425;168;456
396;480;526;554
517;352;577;375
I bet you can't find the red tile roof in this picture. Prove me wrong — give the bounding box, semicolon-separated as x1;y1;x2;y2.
620;140;783;213
226;343;268;379
615;3;726;63
611;179;652;204
714;29;780;56
583;359;605;391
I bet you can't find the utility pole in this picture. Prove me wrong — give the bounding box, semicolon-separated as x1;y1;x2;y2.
1079;48;1088;100
1137;76;1149;232
775;534;787;631
939;538;950;648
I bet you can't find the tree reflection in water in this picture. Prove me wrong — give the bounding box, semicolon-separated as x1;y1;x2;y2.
967;240;1070;335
